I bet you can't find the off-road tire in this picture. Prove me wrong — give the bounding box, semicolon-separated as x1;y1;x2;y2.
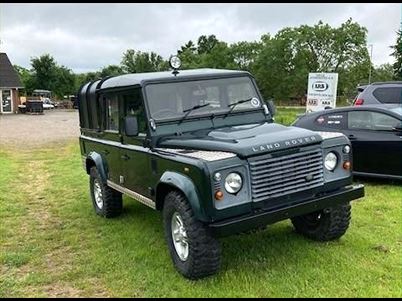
291;203;351;241
163;191;221;280
89;166;122;218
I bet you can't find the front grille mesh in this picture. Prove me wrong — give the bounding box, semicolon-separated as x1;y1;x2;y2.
248;148;324;202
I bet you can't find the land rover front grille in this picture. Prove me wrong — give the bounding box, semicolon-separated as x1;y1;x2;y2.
248;148;324;202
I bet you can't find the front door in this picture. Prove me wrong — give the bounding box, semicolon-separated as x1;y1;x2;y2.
346;110;402;177
120;89;153;198
1;90;12;113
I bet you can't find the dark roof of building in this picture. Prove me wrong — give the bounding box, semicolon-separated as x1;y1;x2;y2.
0;52;23;88
100;68;250;90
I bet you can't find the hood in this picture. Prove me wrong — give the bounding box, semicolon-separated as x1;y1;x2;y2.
158;122;323;158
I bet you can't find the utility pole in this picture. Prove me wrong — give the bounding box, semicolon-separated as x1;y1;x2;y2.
368;44;373;84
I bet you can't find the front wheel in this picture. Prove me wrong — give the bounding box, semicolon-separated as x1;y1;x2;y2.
163;191;221;280
291;203;351;241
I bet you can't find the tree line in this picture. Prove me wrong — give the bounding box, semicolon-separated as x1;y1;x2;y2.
14;19;401;103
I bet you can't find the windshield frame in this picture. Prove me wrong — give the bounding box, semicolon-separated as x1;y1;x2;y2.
142;74;268;124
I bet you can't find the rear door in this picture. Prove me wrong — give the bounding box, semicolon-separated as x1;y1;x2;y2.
98;92;122;184
346;110;402;176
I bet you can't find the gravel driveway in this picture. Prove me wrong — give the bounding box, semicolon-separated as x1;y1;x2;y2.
0;110;80;147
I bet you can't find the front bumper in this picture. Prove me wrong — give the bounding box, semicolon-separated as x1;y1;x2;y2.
209;184;364;237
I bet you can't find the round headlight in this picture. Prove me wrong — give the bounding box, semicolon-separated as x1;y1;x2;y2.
324;152;338;171
169;55;181;69
343;145;351;154
224;173;243;194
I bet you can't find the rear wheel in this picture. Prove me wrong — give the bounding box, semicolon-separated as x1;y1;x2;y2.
163;191;221;280
89;167;122;218
291;203;351;241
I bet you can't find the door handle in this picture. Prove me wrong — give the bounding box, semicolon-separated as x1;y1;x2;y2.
102;149;110;155
121;154;130;161
348;134;357;141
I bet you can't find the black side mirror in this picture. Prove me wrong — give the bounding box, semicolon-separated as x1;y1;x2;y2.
267;99;276;116
125;116;139;137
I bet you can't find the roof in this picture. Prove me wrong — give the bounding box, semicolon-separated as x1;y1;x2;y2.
303;104;402;118
0;53;23;88
100;68;250;90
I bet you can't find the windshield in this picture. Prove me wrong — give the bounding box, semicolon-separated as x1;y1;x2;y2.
145;76;262;121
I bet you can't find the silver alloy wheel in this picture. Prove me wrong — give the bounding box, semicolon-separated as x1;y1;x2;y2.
171;212;189;261
93;179;103;209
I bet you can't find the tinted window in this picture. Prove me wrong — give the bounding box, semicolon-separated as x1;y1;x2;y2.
315;112;347;129
373;87;402;104
105;95;119;132
348;111;400;131
122;90;147;134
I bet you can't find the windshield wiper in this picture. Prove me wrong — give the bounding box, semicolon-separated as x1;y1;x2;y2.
179;103;211;124
224;97;253;117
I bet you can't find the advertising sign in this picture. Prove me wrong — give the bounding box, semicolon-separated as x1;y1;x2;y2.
306;73;338;112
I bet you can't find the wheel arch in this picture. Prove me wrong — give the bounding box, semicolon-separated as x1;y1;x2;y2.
155;171;208;222
85;151;108;183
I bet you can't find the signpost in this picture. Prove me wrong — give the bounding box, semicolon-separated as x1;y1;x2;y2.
306;73;338;113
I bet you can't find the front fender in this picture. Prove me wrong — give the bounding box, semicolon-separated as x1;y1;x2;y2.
86;152;108;183
157;171;208;222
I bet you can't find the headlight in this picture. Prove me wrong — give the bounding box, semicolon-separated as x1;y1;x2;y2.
343;145;351;154
324;152;338;171
224;173;243;194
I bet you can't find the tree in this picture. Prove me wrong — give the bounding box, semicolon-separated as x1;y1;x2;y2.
13;65;35;95
99;64;124;78
390;30;402;80
371;63;395;82
253;19;370;103
30;54;59;92
29;54;76;99
121;49;168;73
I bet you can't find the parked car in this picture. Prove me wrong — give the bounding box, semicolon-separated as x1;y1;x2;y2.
353;81;402;106
293;104;402;180
42;98;56;109
78;57;364;279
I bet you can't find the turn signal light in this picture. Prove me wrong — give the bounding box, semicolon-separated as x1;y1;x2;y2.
215;191;224;201
343;161;351;170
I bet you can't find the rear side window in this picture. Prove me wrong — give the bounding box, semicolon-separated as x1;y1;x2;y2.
315;112;347;129
105;95;119;132
348;111;400;131
373;87;402;104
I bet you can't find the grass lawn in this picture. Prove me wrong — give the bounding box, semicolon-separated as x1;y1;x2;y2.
0;109;401;297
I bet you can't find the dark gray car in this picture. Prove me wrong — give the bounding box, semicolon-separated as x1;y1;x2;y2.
353;82;402;106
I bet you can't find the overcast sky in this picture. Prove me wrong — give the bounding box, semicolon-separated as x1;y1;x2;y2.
1;3;401;73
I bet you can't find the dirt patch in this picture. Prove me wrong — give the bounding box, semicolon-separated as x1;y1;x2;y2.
0;110;80;148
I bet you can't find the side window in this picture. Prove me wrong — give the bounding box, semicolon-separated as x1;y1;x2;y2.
315;112;347;129
373;87;402;104
122;90;147;135
348;111;400;131
105;94;119;132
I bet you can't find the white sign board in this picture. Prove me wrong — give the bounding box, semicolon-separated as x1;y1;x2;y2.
306;73;338;113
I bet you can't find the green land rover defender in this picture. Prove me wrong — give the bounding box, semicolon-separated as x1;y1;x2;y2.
78;57;364;279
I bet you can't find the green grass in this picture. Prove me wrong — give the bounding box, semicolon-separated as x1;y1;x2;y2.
274;107;305;126
0;111;401;297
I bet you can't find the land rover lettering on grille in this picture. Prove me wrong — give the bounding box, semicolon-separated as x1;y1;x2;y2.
78;63;364;280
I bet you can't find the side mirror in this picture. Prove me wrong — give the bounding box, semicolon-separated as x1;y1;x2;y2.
125;116;139;137
267;99;276;116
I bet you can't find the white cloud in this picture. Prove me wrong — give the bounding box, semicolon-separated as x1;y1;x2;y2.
0;3;400;73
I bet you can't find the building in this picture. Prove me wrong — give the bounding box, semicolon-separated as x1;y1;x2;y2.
0;52;23;114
